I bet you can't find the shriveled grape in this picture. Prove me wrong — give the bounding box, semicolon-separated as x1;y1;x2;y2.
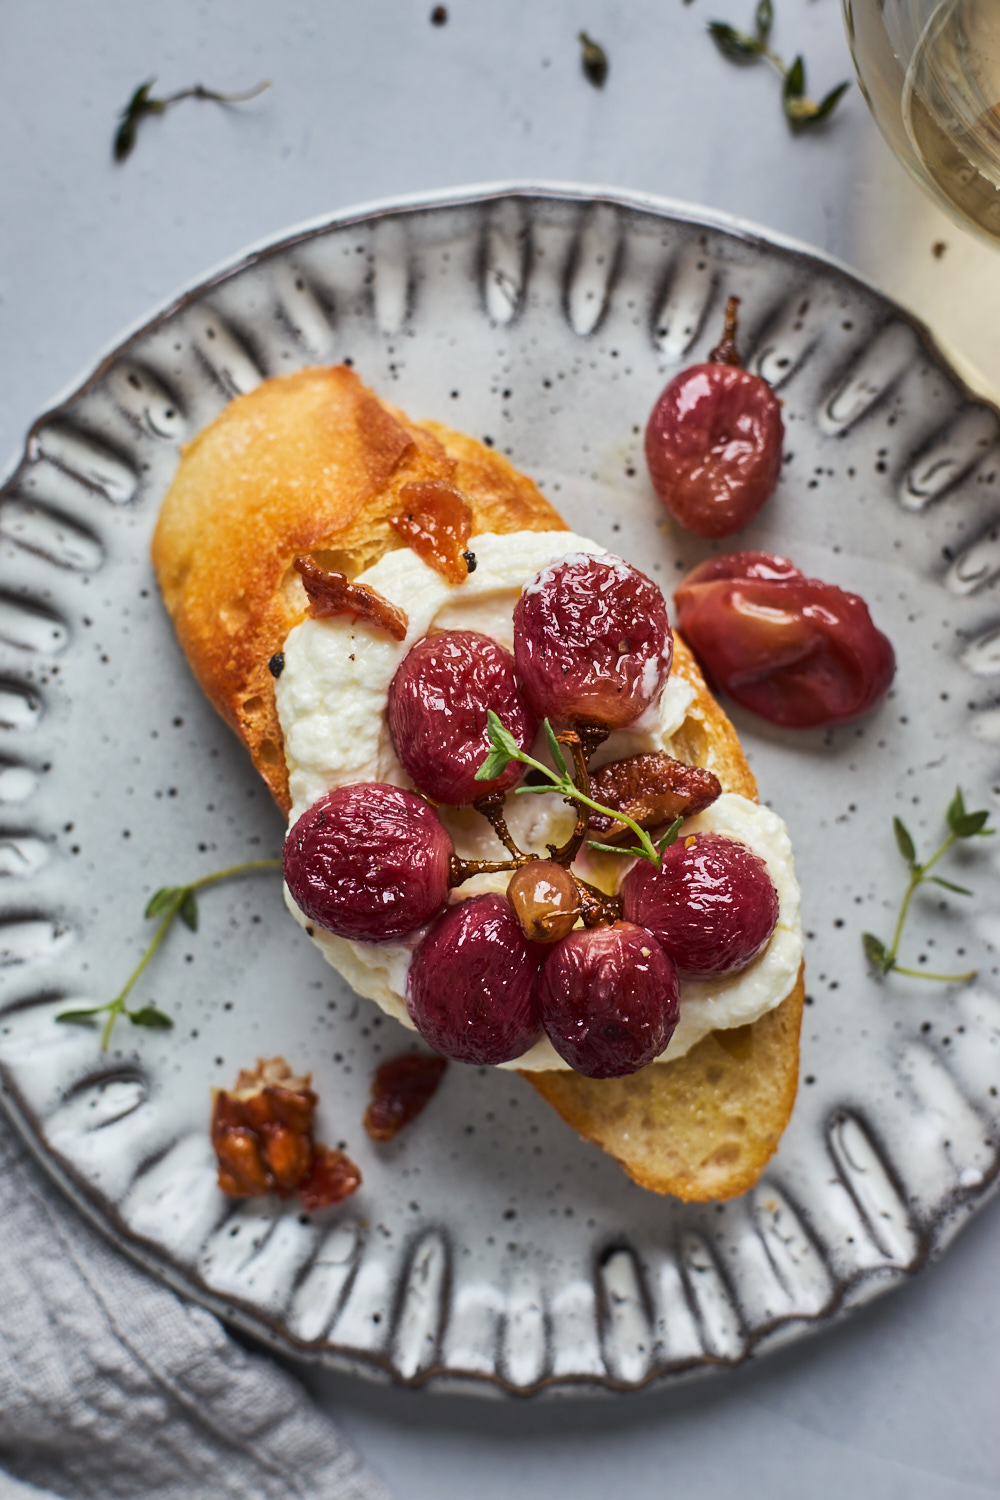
283;783;452;941
644;297;784;538
621;830;778;977
388;630;535;804
513;553;672;730
537;921;679;1077
407;894;543;1065
507;859;580;943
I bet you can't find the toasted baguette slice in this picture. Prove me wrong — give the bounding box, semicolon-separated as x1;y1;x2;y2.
152;365;802;1202
152;365;566;813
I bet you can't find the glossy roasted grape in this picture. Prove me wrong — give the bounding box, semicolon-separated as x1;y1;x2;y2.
388;630;535;804
507;859;581;943
621;831;778;977
407;894;543;1065
513;553;673;730
645;363;784;538
674;552;896;728
283;783;452;941
537;921;679;1077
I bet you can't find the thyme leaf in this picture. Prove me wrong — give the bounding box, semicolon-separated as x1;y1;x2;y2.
579;31;609;88
893;817;916;867
862;788;991;986
113;77;270;162
708;21;762;59
56;858;281;1048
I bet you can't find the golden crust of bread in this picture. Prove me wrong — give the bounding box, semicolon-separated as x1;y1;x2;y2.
152;366;565;813
153;366;801;1201
525;969;804;1201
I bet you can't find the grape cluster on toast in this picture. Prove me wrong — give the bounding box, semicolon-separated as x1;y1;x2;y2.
152;365;803;1202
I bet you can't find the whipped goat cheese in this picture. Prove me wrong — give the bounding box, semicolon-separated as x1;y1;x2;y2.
276;529;803;1069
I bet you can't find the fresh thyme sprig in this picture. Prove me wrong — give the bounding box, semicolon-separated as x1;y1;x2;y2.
709;0;849;130
113;77;271;162
56;858;282;1050
476;711;682;867
862;789;992;984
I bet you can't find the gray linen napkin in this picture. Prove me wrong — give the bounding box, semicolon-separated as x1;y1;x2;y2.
0;1109;392;1500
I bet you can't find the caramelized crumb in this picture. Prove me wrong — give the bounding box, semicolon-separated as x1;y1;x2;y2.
389;479;473;585
295;556;408;640
299;1144;363;1210
211;1055;362;1206
364;1053;448;1141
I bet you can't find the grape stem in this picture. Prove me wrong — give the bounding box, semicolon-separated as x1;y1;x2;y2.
862;789;993;985
709;295;742;367
546;731;592;867
55;858;282;1050
473;792;528;864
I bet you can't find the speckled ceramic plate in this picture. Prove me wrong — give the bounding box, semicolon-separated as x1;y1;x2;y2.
1;184;999;1395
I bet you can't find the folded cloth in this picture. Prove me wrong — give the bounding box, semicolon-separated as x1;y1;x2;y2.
0;1109;392;1500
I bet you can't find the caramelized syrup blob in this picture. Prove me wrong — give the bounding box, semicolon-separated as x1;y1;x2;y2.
390;479;474;585
294;555;408;640
363;1053;448;1141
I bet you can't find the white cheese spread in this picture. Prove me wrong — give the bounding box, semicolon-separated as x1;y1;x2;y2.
276;530;803;1068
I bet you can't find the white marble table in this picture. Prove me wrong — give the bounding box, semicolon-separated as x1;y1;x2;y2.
1;2;998;1496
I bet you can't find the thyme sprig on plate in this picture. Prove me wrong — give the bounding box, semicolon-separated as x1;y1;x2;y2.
56;858;281;1050
477;711;681;867
113;77;271;162
709;0;849;130
862;789;992;984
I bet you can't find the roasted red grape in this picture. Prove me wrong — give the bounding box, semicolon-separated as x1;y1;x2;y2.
674;551;896;728
537;921;679;1077
645;297;784;538
621;831;778;977
513;554;672;730
283;783;452;941
507;859;580;943
387;630;535;804
407;894;543;1064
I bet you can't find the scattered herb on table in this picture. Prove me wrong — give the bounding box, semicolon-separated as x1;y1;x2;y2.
477;711;682;868
56;858;282;1049
578;31;609;88
863;789;993;984
113;77;271;162
708;0;849;130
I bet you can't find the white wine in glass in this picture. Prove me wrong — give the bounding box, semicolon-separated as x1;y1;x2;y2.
844;0;1000;243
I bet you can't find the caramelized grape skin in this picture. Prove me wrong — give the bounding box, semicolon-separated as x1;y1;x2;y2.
645;364;784;538
283;783;452;941
387;630;535;805
621;831;778;977
407;895;543;1065
513;554;673;730
507;859;580;943
537;922;679;1078
674;552;896;728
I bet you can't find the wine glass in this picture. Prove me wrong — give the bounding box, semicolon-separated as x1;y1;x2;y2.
843;0;1000;245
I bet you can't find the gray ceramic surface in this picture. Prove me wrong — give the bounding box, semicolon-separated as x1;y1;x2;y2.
0;184;998;1395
